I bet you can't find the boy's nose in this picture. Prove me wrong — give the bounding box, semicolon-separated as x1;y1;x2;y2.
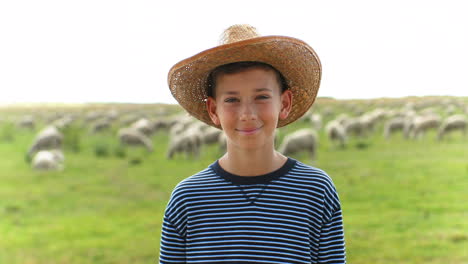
239;103;257;121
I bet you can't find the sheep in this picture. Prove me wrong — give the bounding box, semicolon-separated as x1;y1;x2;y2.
169;117;196;137
89;119;112;134
152;119;172;133
27;126;63;158
309;113;322;130
445;104;456;116
278;129;318;160
169;122;187;136
359;108;387;133
202;126;223;145
85;111;103;123
383;117;405;139
325;120;347;147
343;117;366;137
117;127;153;152
32;149;64;171
402;111;418;139
52;115;75;129
130;118;154;137
410;114;442;139
167;124;203;159
437;114;467;140
17;115;35;130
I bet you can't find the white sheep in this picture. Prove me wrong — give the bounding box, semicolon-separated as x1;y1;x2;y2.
130;118;154;137
360;109;387;133
343;117;366;137
117;127;153;152
17;115;35;130
32;149;64;171
278;129;318;159
383;117;405;139
90;119;112;134
437;114;467;140
325;120;347;147
167;124;203;159
410;114;442;139
28;126;63;158
52;115;75;129
152;119;172;133
309;113;322;130
202;126;223;145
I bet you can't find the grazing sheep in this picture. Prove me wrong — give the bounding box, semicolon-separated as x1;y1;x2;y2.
335;113;350;126
119;114;143;126
202;126;222;145
169;122;187;136
437;114;467;140
17;115;35;130
445;104;456;116
410;114;442;139
32;149;64;171
167;125;203;159
278;129;318;159
152;119;172;132
169;117;196;137
130;118;154;137
343;117;366;137
52;115;75;129
28;126;63;158
360;108;387;133
309;113;322;130
325;120;347;147
118;127;153;152
402;111;417;139
90;119;112;134
85;111;103;123
383;117;405;139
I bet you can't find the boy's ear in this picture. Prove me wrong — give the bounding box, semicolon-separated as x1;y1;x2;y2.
279;90;293;120
206;97;220;125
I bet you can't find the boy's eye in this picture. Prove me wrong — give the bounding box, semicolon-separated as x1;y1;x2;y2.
224;98;239;103
256;95;270;100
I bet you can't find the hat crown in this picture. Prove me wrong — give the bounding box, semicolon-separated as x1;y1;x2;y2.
219;24;260;45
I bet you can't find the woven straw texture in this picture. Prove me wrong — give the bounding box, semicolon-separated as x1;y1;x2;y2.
168;25;321;128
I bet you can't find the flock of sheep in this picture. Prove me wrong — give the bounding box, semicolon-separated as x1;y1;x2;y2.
3;97;468;172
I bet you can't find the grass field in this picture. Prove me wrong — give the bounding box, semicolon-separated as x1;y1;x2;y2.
1;104;467;264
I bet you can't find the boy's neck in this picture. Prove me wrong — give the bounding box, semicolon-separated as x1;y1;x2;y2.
219;148;287;177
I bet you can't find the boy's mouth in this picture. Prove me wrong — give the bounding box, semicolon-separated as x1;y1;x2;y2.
235;126;263;135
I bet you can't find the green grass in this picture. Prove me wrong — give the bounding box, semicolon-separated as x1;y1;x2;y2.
1;114;468;263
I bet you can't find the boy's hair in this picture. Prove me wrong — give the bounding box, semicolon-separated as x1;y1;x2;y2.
206;61;289;98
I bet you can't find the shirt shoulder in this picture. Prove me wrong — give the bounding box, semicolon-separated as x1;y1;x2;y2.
287;159;336;189
167;163;224;205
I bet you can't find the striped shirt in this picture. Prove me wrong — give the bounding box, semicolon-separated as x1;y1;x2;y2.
159;158;346;264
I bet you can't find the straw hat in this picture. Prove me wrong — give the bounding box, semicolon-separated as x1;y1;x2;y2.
168;24;321;128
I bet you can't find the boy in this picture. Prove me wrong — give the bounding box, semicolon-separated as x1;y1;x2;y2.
160;24;346;263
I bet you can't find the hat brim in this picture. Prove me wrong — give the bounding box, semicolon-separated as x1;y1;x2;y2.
168;36;321;128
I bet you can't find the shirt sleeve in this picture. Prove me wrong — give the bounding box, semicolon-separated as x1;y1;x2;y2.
317;178;346;264
317;207;346;263
159;215;186;264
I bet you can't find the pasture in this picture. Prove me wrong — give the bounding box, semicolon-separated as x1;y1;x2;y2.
1;97;467;264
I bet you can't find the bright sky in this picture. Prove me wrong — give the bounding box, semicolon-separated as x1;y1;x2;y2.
1;0;467;104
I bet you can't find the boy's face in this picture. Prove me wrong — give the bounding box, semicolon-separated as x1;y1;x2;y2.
206;68;292;150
